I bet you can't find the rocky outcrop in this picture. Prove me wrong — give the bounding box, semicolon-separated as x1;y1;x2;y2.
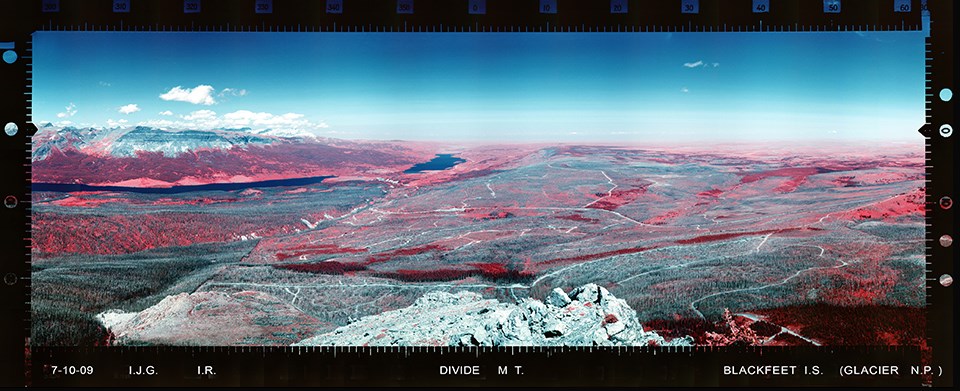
294;284;693;347
97;290;322;346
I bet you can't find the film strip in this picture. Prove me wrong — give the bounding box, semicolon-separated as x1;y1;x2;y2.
0;0;954;388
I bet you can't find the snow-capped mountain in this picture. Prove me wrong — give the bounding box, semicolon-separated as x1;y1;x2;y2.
32;125;100;161
105;126;276;157
32;125;286;161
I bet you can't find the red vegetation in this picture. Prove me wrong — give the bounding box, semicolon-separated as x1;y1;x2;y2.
50;194;248;208
675;228;805;245
834;187;925;222
585;187;648;211
51;196;128;208
644;312;781;346
697;188;723;198
464;262;535;283
157;197;242;205
746;320;782;338
556;214;601;224
274;244;367;261
365;243;447;264
539;246;654;267
643;209;684;225
753;304;925;345
482;211;514;220
791;248;903;307
34;142;421;186
467;262;508;276
772;177;808;193
603;314;619;325
32;140;928;349
275;261;368;274
33;212;290;256
676;230;776;245
97;329;117;347
643;316;719;344
739;167;831;193
832;175;858;187
373;268;475;282
739;167;827;184
704;309;763;346
274;258;534;283
374;263;534;283
462;208;514;220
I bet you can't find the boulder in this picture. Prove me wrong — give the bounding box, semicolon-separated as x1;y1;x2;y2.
546;287;572;307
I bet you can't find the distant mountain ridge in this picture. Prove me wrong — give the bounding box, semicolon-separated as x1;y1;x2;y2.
30;125;434;187
32;125;284;161
107;126;276;157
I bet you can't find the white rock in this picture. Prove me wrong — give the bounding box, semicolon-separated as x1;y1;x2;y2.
569;283;608;304
546;287;572;307
604;316;626;337
294;284;692;347
543;319;568;338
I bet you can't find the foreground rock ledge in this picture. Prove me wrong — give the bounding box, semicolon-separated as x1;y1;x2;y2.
97;291;321;346
294;283;693;346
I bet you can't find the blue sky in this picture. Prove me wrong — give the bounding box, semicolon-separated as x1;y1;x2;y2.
34;31;924;142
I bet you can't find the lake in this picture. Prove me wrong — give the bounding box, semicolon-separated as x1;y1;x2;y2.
404;154;466;174
32;175;335;194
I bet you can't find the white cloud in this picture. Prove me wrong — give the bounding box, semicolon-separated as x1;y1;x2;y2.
159;85;217;105
221;110;271;125
219;88;249;97
106;118;128;127
56;102;77;118
221;110;322;129
136;119;178;128
118;104;141;114
680;87;689;93
159;110;173;116
182;109;217;121
181;109;218;126
137;109;328;136
683;60;719;69
98;81;112;87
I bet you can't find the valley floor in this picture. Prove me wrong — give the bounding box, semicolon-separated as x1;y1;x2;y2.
31;143;926;346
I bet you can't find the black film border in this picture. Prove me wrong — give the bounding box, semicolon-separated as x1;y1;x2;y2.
0;0;953;388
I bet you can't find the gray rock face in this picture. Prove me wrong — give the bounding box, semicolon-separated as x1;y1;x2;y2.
546;287;572;307
294;284;692;347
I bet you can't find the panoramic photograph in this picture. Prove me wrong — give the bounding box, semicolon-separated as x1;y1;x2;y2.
31;31;925;347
